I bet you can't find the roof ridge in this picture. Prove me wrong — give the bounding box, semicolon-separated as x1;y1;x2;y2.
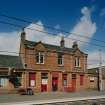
25;40;72;49
0;54;19;57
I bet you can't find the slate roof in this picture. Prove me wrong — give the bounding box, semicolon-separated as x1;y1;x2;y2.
88;68;98;74
0;55;23;69
24;40;74;53
88;66;105;79
88;66;105;74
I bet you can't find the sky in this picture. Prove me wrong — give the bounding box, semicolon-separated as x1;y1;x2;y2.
0;0;105;68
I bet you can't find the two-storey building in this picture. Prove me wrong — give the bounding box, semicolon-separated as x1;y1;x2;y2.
19;30;88;92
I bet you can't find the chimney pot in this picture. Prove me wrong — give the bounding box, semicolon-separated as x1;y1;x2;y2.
21;28;26;43
60;36;65;47
72;41;78;49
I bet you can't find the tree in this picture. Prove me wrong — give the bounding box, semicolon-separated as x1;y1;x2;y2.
8;69;21;88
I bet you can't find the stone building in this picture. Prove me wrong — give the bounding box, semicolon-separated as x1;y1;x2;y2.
19;31;88;92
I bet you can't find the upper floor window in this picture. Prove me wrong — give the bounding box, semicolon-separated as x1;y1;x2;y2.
58;53;64;65
36;52;44;64
75;57;80;67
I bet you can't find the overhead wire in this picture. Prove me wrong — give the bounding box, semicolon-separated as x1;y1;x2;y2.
0;20;105;49
0;13;105;44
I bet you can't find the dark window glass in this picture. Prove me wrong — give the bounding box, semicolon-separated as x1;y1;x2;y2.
40;53;44;63
36;53;39;63
58;54;63;65
80;75;84;86
36;52;44;64
75;57;80;67
72;74;76;79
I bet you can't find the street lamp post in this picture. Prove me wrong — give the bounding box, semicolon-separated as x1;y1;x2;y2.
99;49;103;91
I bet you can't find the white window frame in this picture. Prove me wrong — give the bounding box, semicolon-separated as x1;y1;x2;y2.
0;78;8;87
36;52;44;64
75;57;80;67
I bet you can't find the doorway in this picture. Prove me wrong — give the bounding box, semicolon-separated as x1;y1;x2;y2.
41;73;48;92
72;74;76;92
52;77;58;91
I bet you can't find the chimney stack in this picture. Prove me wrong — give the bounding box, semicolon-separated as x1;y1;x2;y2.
21;28;26;43
72;41;78;49
60;36;65;47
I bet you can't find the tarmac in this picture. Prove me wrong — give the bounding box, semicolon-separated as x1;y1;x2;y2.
0;90;105;105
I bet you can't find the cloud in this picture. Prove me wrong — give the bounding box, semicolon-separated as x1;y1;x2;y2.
88;51;105;69
25;7;96;48
0;31;20;55
25;21;62;46
68;7;96;47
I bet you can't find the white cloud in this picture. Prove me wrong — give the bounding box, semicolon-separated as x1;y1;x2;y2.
0;31;20;55
88;51;105;69
68;6;96;47
25;21;62;46
25;7;96;48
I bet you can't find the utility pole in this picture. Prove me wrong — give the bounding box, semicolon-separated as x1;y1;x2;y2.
99;49;103;91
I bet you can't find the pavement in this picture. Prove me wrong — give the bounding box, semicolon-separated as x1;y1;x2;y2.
0;90;105;105
3;95;105;105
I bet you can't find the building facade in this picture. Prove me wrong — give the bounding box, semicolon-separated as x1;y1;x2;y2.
18;31;88;92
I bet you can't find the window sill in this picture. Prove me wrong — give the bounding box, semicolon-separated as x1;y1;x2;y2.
29;86;36;87
36;63;44;65
74;67;83;72
74;66;81;69
58;65;64;67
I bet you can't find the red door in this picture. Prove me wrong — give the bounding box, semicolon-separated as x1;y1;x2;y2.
63;74;67;92
41;84;47;92
52;72;59;91
41;79;47;92
29;73;36;87
80;75;84;86
72;74;76;92
41;73;48;92
52;77;58;91
72;79;76;92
